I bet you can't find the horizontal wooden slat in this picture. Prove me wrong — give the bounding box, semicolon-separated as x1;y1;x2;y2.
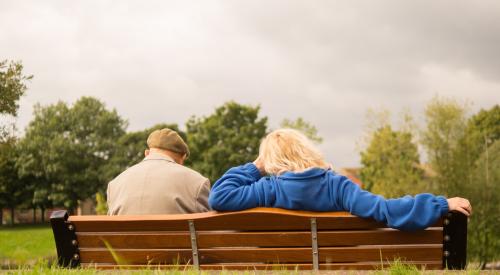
77;232;191;249
71;220;189;232
82;261;443;270
69;208;394;232
202;245;443;263
76;228;442;249
79;244;442;264
70;208;443;232
204;228;443;247
79;248;193;265
195;214;385;231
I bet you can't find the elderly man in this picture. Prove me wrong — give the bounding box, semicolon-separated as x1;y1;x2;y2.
107;128;210;215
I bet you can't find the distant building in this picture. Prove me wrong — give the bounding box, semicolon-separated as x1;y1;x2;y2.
1;208;56;224
77;198;96;215
336;164;438;190
1;199;95;224
337;167;363;187
416;163;437;179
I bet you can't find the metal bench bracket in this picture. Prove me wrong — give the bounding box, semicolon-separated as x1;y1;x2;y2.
188;220;200;269
310;218;319;271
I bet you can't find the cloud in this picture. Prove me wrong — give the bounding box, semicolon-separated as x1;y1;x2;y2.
1;0;499;167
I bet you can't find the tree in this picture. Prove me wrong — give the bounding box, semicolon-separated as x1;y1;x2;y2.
420;97;469;195
359;125;423;197
15;133;53;222
459;105;500;267
0;60;32;224
0;60;32;139
186;101;268;183
0;60;32;116
16;97;127;213
449;105;499;198
464;105;500;160
0;137;30;224
467;139;500;268
421;100;499;267
280;117;323;144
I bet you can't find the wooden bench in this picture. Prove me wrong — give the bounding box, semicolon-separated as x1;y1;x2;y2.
50;208;467;270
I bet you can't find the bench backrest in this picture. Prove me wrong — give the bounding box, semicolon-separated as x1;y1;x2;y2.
50;208;467;270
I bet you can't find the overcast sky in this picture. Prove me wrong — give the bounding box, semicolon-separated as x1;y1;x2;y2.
1;0;499;167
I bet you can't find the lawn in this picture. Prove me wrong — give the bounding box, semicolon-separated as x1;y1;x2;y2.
0;224;56;267
0;226;489;274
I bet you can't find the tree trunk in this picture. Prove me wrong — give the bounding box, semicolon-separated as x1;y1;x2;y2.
33;207;37;224
0;208;3;226
10;207;14;225
68;206;75;216
41;207;45;223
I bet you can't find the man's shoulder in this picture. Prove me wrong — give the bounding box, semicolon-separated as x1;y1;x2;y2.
138;159;208;184
174;164;209;183
108;161;145;185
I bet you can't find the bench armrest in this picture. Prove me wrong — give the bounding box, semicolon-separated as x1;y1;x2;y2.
50;210;80;267
443;211;467;269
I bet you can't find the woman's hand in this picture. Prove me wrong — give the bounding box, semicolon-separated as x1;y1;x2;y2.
447;197;472;216
253;157;266;176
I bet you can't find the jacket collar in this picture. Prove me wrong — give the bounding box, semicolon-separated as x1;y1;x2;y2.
143;152;176;163
278;167;329;180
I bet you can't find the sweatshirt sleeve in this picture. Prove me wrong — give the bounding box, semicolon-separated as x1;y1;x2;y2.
335;176;449;231
209;163;273;211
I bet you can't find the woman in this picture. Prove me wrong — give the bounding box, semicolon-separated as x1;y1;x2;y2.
208;128;472;231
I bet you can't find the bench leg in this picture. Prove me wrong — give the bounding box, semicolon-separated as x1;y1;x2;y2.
50;210;80;268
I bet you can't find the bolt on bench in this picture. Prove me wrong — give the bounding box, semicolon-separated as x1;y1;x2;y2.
50;208;467;270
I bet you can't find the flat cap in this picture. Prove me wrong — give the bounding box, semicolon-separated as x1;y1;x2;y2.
147;128;190;158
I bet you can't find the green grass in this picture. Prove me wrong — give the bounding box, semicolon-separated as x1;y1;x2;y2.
0;224;56;267
0;226;489;274
4;263;491;275
3;258;490;275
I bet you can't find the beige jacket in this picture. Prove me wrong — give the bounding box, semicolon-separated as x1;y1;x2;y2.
107;152;210;215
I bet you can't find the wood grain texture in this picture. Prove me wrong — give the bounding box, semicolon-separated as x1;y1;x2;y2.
79;248;193;265
79;245;442;264
76;228;442;249
70;208;388;232
200;245;443;263
77;232;192;249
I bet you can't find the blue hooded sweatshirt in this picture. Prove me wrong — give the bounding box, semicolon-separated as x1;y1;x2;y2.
208;163;449;231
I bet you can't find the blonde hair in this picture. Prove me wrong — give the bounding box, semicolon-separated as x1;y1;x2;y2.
259;128;329;175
